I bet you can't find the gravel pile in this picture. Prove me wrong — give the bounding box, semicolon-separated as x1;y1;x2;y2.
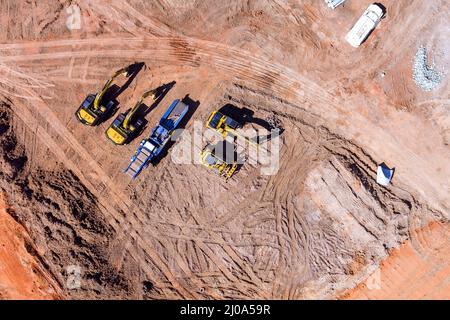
412;46;443;91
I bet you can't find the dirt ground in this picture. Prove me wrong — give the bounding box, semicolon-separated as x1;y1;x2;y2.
0;193;62;299
0;0;448;299
341;221;450;299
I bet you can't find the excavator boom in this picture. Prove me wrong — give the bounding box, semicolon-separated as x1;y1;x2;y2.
206;111;259;148
76;65;132;126
106;89;157;145
93;66;131;111
122;89;156;130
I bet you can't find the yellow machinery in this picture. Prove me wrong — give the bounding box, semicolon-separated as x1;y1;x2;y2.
201;109;276;180
202;110;244;181
76;66;131;126
206;110;259;148
105;89;157;145
201;110;266;180
200;111;244;181
206;110;241;139
200;141;238;181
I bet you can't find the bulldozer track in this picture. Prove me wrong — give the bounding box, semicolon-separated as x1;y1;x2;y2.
0;63;209;297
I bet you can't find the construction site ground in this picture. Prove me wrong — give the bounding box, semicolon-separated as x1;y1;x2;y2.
0;0;448;299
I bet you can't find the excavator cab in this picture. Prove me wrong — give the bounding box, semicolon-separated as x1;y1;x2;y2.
105;89;157;145
76;66;132;126
206;111;241;138
200;141;238;181
76;94;114;126
206;109;262;149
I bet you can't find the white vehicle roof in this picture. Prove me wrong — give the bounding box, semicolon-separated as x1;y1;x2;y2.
367;4;384;18
143;141;156;151
345;4;384;47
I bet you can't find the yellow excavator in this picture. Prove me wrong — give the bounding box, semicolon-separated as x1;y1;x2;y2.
206;110;241;138
202;110;270;180
76;66;131;126
200;141;238;181
105;89;157;145
206;110;259;147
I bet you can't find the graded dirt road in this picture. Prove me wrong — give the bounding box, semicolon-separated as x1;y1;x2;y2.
0;0;448;299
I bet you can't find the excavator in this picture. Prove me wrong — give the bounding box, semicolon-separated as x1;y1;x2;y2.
76;66;132;126
200;141;238;181
202;109;271;181
206;110;259;147
206;110;241;138
105;89;157;145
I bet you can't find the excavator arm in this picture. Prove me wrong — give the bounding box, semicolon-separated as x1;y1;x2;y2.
105;88;158;145
227;127;260;148
207;111;259;148
93;66;131;111
122;89;156;130
76;64;138;126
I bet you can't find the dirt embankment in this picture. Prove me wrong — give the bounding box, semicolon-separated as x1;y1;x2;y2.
0;192;62;299
0;104;149;299
340;221;450;299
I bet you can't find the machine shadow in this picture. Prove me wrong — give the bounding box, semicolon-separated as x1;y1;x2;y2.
101;62;146;122
218;103;284;143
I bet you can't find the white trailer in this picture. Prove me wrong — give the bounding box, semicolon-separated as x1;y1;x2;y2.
345;4;384;47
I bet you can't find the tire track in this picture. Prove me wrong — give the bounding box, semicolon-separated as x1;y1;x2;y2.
3;86;203;298
1;1;447;299
3;59;263;299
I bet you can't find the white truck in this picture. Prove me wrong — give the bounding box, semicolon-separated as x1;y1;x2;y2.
345;4;384;47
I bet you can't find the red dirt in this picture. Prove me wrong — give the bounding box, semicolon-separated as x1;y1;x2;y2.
0;193;62;299
341;221;450;299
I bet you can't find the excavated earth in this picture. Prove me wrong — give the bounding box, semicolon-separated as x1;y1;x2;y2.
0;0;448;299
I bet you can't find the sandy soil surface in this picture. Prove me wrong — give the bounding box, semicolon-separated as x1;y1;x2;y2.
0;193;62;299
0;0;448;299
341;221;450;299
